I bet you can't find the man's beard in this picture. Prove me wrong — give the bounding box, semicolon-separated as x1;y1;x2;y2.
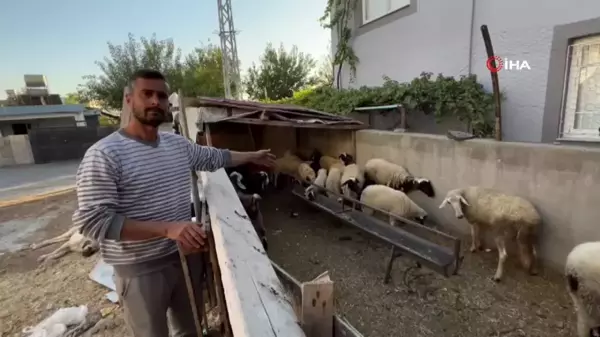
133;108;165;128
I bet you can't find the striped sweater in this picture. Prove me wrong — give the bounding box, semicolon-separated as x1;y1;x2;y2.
72;129;231;274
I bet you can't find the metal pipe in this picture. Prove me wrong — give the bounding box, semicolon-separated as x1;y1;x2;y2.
480;25;503;141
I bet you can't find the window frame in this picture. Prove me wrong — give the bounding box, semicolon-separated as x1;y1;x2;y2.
559;35;600;140
361;0;410;25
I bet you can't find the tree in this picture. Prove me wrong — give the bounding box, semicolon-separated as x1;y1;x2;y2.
63;92;86;104
78;34;225;109
313;49;334;87
244;43;316;101
182;43;225;97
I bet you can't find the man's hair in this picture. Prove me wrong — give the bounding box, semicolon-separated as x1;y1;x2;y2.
128;69;166;90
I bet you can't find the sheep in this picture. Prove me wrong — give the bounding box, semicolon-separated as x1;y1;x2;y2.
305;168;328;200
273;152;316;188
360;184;428;226
273;152;303;188
325;166;343;198
439;186;540;282
297;162;317;184
364;158;435;198
237;192;268;251
340;163;365;201
29;225;99;264
309;149;343;172
565;242;600;337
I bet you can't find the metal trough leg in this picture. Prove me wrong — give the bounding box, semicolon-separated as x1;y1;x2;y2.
384;246;401;284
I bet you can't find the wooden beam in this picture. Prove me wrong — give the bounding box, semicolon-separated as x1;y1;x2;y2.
200;169;306;337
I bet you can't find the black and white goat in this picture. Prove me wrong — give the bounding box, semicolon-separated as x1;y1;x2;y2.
225;164;269;251
225;164;270;196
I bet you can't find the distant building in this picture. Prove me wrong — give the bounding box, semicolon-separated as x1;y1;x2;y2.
0;104;100;137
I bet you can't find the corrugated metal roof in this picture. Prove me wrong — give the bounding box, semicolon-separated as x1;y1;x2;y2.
184;97;366;130
0;104;86;117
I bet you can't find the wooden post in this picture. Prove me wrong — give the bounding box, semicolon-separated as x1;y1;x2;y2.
203;125;233;337
300;271;334;337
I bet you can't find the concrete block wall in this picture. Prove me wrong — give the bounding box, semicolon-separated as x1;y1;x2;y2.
355;130;600;270
0;135;34;167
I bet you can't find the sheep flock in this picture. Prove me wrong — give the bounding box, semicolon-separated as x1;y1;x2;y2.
224;148;599;335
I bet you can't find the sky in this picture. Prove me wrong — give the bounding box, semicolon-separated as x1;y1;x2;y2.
0;0;331;99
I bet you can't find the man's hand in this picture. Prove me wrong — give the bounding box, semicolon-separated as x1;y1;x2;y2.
251;149;276;167
165;222;208;254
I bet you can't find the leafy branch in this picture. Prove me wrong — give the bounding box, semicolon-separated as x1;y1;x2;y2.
320;0;359;89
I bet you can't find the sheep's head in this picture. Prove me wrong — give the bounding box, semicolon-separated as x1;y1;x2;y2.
229;171;247;191
439;189;469;219
81;239;99;258
415;178;435;198
304;186;316;201
300;164;316;183
258;171;269;193
341;178;361;197
415;214;427;225
338;152;355;165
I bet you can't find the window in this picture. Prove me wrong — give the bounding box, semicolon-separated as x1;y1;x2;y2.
560;35;600;139
362;0;410;24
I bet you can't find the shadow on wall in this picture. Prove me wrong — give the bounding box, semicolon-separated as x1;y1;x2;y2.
355;130;600;271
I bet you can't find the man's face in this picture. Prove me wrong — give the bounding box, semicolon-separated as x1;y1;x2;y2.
127;78;169;128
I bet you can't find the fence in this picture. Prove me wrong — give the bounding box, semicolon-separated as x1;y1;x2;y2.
355;129;600;270
28;126;117;164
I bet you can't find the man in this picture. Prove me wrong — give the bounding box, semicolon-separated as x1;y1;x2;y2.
73;69;275;337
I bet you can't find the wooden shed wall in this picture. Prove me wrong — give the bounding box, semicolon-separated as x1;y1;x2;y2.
296;129;355;158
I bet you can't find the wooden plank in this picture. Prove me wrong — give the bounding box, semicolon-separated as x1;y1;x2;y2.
301;271;334;337
201;169;305;337
271;262;364;337
333;316;364;337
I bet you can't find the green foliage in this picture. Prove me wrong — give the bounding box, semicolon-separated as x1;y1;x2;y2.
245;43;316;101
63;92;86;104
320;0;359;88
99;115;119;127
78;34;225;110
268;72;498;138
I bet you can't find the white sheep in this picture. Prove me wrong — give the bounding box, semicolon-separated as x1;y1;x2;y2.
305;168;328;200
325;166;343;198
339;163;365;201
439;186;540;282
29;225;99;264
364;158;435;198
360;184;428;226
565;242;600;337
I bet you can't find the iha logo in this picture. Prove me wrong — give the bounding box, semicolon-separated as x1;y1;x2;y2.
486;56;531;72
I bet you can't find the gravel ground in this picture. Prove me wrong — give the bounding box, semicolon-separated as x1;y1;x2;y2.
263;191;577;337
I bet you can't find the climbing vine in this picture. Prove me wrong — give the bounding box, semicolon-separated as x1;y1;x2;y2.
320;0;359;89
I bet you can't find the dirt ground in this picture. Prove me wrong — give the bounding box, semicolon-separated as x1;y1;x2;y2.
0;193;130;337
0;190;578;337
263;191;577;337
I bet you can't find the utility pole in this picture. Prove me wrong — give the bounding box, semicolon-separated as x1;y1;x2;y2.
217;0;242;99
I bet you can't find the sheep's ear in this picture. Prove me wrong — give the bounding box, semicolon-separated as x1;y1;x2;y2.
459;196;469;206
438;198;449;209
